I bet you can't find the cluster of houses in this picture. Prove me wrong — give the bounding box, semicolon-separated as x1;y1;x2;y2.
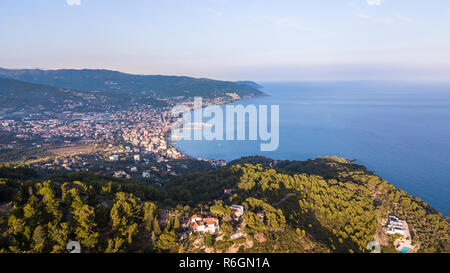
196;158;227;168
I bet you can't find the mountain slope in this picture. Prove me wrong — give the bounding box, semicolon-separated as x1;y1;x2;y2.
0;77;172;111
0;156;448;253
0;68;264;99
0;77;88;109
235;81;264;89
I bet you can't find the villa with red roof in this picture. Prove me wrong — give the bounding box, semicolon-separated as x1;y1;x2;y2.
189;215;220;234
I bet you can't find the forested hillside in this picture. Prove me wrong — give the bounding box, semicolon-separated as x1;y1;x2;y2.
0;68;264;99
0;156;448;253
0;78;88;110
0;77;168;111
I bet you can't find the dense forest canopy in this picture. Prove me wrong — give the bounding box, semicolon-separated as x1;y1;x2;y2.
0;156;448;253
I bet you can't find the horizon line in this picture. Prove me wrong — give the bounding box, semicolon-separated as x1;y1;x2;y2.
1;66;450;84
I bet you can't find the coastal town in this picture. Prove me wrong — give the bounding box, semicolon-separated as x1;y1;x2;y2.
0;99;431;254
0;72;445;254
0;97;431;253
0;95;235;182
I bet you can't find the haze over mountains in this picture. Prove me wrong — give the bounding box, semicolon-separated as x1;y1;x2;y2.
0;68;263;99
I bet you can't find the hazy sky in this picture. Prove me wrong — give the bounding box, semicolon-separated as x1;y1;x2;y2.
1;0;450;81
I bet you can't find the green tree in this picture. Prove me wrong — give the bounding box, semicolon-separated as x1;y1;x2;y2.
73;204;98;249
153;216;161;235
143;202;157;232
173;215;181;230
31;225;46;253
156;231;178;251
47;222;70;253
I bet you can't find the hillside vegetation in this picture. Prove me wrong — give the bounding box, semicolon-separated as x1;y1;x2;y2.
0;68;264;99
0;78;87;109
0;156;448;253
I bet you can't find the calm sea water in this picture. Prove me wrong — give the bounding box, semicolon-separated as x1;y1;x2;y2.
176;82;450;215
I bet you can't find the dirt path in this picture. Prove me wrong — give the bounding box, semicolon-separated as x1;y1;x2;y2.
273;193;296;206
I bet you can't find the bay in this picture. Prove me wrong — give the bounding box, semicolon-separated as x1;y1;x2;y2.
176;81;450;215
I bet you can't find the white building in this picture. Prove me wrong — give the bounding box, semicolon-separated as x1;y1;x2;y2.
109;155;119;161
385;214;410;237
230;205;244;218
142;171;151;179
113;170;127;178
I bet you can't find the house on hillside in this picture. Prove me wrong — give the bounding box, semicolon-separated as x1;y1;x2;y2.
230;205;244;218
384;213;415;253
189;214;220;234
385;214;410;238
142;171;151;179
109;155;119;161
190;214;202;223
113;170;127;178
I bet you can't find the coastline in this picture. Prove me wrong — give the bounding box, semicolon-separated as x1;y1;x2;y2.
165;82;450;216
166;91;269;162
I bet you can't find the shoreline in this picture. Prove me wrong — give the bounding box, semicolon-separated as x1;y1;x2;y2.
166;92;268;162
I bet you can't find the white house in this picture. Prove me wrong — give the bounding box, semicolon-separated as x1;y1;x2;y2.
385;214;410;237
190;214;202;223
113;170;127;178
142;171;151;179
109;155;119;161
190;214;219;234
230;205;244;218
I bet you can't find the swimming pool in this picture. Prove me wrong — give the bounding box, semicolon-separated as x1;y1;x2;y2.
399;247;411;253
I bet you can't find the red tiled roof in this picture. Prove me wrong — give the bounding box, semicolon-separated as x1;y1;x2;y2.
204;218;218;225
191;214;200;219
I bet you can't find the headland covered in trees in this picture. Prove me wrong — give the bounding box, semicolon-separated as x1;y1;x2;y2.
0;156;448;253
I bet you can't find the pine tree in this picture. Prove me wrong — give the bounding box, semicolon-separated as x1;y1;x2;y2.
143;202;156;232
153;216;161;235
31;225;46;253
173;215;180;230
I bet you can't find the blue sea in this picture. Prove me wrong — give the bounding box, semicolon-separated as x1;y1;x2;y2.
176;82;450;216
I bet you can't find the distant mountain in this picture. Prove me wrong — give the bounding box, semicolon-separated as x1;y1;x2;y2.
0;77;167;111
235;81;263;89
0;68;265;99
0;77;87;110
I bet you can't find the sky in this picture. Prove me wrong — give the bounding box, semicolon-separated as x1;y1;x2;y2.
1;0;450;81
